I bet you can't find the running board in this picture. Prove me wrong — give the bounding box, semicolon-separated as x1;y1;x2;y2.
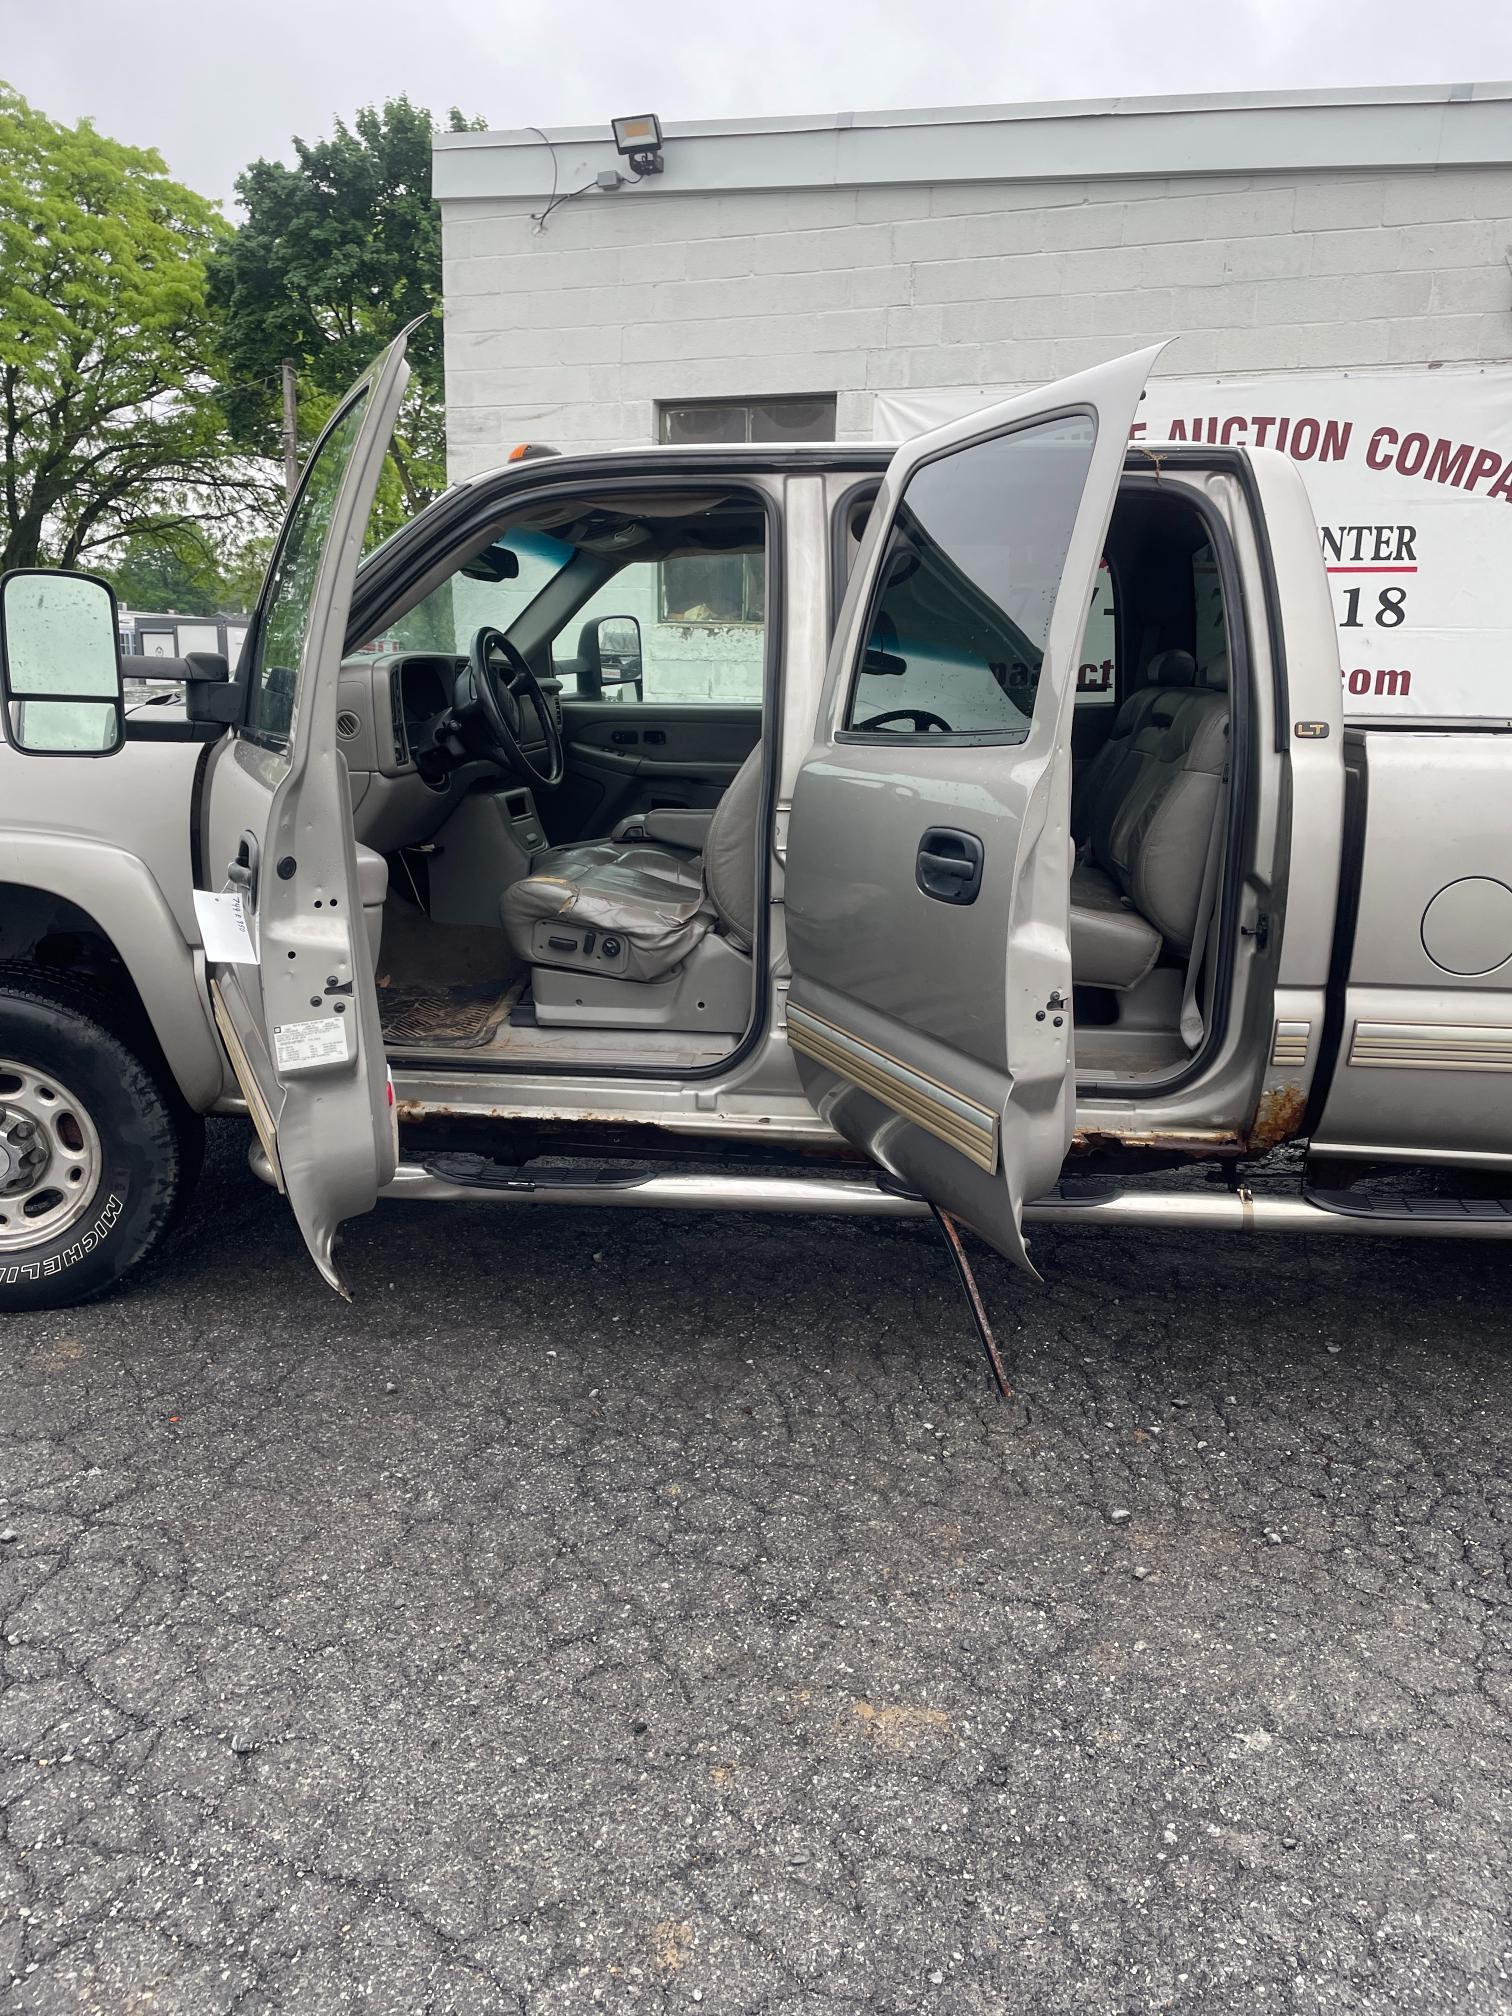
378;1158;1512;1239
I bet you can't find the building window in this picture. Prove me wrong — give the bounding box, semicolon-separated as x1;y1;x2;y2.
658;397;836;627
659;394;837;448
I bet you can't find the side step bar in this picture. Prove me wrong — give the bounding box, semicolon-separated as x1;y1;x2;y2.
380;1158;1512;1240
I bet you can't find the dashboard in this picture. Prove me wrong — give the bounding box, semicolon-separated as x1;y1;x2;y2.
333;650;561;857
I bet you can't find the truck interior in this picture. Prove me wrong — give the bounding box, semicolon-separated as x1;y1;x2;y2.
343;468;1242;1090
340;487;771;1073
1066;481;1237;1082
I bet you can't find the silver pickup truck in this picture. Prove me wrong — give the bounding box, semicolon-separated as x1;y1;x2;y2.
2;328;1509;1314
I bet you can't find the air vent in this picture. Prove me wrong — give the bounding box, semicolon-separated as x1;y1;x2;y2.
336;710;361;740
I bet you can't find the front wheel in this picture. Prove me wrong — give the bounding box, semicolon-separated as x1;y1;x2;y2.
0;973;203;1311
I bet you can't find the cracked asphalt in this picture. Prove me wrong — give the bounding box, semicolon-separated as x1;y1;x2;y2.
0;1121;1508;2015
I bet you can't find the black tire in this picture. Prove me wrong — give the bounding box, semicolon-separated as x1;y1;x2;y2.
0;972;203;1311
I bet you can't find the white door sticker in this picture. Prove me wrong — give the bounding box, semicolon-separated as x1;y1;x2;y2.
193;889;259;965
272;1015;354;1074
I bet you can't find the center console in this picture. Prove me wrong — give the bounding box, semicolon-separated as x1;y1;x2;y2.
427;785;549;927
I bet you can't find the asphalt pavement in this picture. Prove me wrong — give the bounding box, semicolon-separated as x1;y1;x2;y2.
1;1121;1508;2014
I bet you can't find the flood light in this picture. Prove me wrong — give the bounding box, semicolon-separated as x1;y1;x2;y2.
611;113;664;175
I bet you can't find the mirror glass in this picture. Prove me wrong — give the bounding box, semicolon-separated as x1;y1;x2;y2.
1;572;122;753
596;615;641;662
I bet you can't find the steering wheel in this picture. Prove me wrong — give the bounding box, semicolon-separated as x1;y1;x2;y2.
857;708;952;733
454;626;564;791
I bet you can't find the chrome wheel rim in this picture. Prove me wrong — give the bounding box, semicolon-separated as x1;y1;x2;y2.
0;1059;104;1250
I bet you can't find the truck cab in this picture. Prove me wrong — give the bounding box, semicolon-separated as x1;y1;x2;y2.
2;332;1508;1312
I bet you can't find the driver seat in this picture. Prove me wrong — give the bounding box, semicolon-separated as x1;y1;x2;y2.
500;750;761;1009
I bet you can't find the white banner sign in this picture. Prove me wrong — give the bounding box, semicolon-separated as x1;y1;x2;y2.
874;369;1512;721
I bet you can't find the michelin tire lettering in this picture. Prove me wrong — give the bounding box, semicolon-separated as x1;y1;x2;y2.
0;1192;123;1284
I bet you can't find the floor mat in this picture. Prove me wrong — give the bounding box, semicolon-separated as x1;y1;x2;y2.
377;976;524;1049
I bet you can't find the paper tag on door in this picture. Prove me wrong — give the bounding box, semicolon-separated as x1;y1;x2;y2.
272;1015;353;1074
193;889;259;965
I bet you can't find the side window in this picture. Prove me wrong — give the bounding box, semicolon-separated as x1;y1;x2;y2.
837;485;1115;708
247;394;371;744
555;549;768;706
845;416;1096;739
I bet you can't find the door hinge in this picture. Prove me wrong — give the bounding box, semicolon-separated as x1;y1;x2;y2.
1241;913;1270;952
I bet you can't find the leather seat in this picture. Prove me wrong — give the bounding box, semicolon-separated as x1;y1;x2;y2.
1070;653;1229;990
501;748;761;981
1072;650;1195;848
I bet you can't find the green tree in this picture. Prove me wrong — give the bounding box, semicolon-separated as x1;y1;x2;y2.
211;97;483;539
0;83;246;572
106;530;222;614
103;524;272;616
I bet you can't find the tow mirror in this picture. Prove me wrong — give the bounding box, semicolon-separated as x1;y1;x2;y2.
0;569;124;755
576;614;643;700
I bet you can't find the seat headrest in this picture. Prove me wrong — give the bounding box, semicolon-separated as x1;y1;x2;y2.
1146;648;1196;689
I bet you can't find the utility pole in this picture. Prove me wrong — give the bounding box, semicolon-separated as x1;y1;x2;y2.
280;360;299;499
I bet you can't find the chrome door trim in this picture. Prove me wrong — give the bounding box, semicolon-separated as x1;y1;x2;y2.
786;1003;999;1174
1347;1019;1512;1070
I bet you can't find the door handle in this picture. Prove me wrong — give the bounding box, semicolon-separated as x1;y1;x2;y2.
916;827;984;905
226;829;260;909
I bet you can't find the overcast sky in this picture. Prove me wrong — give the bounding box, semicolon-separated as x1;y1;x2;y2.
6;0;1512;204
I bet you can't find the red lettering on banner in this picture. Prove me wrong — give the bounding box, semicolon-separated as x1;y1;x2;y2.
1366;426;1397;470
1220;416;1247;444
1490;463;1512;502
1343;667;1413;699
1424;438;1473;488
1320;419;1352;462
1397;432;1429;476
1464;447;1502;491
1291;417;1321;460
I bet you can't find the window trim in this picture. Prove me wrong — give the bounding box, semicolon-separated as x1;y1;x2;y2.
835;403;1099;751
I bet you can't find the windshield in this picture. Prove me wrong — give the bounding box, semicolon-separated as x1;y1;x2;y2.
348;528;574;657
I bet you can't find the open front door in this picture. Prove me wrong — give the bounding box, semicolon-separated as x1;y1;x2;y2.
200;329;414;1292
785;346;1162;1275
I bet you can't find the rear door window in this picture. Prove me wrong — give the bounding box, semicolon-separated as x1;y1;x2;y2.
843;417;1096;740
835;479;1117;719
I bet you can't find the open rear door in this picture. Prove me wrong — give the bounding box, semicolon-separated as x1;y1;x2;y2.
785;346;1162;1275
200;328;415;1292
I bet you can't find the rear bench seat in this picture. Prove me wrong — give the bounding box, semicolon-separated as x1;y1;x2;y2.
1070;651;1229;991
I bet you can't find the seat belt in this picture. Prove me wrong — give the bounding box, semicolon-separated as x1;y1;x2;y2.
1179;766;1229;1051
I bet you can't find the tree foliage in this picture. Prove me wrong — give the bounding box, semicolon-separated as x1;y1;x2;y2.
0;82;248;572
105;524;273;616
211;97;483;539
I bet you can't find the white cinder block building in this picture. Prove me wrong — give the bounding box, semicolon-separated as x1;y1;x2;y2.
434;84;1512;470
433;84;1512;715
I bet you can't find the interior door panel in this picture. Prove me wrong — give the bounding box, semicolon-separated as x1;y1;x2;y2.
549;700;762;843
